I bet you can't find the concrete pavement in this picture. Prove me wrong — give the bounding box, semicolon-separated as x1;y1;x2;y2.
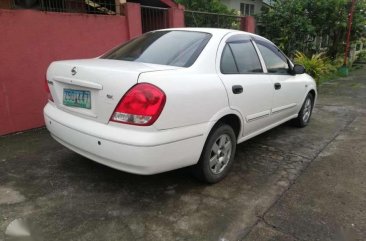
0;67;365;241
242;68;366;241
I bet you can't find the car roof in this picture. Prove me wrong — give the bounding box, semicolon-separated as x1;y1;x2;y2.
155;27;272;44
158;27;237;35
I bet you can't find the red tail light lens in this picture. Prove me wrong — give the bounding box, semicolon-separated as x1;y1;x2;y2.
45;78;53;102
111;83;166;126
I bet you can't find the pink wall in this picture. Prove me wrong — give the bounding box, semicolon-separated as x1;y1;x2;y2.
0;4;185;136
125;3;142;38
168;7;185;28
0;10;129;135
240;16;256;33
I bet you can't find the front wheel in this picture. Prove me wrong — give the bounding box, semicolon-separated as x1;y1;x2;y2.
292;93;314;128
192;124;237;184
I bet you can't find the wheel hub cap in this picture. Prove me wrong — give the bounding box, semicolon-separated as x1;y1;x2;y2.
302;98;312;123
209;134;232;175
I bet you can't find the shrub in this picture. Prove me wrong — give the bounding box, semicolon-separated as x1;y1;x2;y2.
294;51;335;85
331;56;344;68
357;50;366;63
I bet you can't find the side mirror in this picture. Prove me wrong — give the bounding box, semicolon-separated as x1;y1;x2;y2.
292;64;306;75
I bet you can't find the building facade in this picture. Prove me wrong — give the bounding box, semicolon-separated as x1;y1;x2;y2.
221;0;274;16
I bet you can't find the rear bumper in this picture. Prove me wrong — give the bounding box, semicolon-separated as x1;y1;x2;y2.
44;103;208;174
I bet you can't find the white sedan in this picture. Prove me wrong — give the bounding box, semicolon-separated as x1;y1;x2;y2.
44;28;316;183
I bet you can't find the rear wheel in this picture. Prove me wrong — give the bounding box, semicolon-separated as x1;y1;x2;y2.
192;124;236;184
292;93;314;128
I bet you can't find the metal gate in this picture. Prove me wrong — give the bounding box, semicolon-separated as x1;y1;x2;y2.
4;0;121;15
141;5;169;33
185;10;242;30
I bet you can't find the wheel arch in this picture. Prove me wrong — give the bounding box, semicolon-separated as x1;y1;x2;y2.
208;109;244;141
308;89;316;100
306;88;317;106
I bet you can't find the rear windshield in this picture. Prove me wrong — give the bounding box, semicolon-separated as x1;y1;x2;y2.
101;31;212;67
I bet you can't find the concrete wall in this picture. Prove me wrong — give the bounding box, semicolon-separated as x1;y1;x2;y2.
241;16;256;33
221;0;263;15
0;3;185;136
0;10;129;135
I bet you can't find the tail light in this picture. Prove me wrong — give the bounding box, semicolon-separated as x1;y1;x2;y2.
45;78;54;102
110;83;166;126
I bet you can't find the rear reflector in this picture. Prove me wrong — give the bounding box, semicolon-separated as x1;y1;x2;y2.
111;83;166;126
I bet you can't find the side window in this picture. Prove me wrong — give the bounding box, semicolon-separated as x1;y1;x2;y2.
221;40;263;74
230;41;263;74
256;41;290;74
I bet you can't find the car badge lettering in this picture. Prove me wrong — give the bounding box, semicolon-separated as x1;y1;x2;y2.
71;67;77;76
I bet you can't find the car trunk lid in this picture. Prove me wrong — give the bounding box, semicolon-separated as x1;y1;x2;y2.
47;59;179;124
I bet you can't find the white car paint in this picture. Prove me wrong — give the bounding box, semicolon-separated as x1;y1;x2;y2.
44;28;317;175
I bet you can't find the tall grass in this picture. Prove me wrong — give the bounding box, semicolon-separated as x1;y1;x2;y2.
294;51;336;85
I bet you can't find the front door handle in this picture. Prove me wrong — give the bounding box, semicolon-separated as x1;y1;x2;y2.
232;85;243;94
274;83;281;90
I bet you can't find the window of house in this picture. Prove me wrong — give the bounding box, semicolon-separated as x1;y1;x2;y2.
221;40;263;74
240;3;255;16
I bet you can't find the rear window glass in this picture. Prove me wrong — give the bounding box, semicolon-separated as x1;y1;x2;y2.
102;31;212;67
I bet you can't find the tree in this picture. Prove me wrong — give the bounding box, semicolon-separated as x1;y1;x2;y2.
175;0;239;29
258;0;315;55
175;0;236;15
259;0;366;58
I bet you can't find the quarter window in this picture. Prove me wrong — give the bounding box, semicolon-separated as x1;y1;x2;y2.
221;45;238;74
256;41;290;74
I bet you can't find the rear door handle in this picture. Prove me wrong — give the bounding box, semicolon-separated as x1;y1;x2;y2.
274;83;281;90
232;85;243;94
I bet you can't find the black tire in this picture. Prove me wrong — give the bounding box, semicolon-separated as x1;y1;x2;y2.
292;92;314;128
192;124;237;184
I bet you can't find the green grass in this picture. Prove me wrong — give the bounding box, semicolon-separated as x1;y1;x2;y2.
318;71;343;85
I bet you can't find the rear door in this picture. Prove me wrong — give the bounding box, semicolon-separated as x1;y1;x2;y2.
253;38;305;122
217;34;274;137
